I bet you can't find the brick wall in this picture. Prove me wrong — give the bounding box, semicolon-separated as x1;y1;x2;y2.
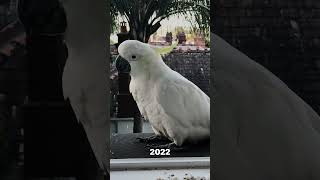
164;52;210;95
215;0;320;113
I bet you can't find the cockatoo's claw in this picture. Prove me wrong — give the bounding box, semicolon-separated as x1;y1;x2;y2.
146;142;184;152
136;135;169;143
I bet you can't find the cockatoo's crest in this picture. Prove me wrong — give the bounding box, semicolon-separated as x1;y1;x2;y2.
118;40;177;67
151;41;178;56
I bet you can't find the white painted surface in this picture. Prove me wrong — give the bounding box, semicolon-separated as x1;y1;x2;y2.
111;157;210;170
110;157;210;180
111;168;210;180
111;118;154;133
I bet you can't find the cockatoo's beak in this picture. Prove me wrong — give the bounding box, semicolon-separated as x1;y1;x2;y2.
115;55;131;73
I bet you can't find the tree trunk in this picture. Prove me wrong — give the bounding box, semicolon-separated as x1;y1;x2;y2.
129;23;161;43
129;28;146;42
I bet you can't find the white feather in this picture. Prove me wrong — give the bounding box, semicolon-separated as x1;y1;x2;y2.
62;0;109;171
212;33;320;178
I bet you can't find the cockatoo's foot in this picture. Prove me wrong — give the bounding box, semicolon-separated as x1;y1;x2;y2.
146;142;184;152
136;135;169;143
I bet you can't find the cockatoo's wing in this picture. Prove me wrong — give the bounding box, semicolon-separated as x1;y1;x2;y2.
213;33;320;179
62;0;109;171
154;74;210;144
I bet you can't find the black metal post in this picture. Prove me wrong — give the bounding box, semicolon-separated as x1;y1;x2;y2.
133;110;143;133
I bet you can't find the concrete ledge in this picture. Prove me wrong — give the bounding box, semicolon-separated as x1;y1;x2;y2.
111;157;210;171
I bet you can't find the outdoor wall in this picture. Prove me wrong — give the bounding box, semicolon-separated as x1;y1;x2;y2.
215;0;320;113
164;52;210;96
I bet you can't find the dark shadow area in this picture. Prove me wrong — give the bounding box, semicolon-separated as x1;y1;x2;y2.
1;0;107;179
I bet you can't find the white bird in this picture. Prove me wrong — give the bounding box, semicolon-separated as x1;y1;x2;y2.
62;0;109;171
213;33;320;179
117;40;210;148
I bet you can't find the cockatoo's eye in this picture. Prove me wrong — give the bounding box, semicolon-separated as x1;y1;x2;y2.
132;55;136;59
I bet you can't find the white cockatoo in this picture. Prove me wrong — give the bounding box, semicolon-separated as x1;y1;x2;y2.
117;40;210;148
61;0;109;172
213;33;320;179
